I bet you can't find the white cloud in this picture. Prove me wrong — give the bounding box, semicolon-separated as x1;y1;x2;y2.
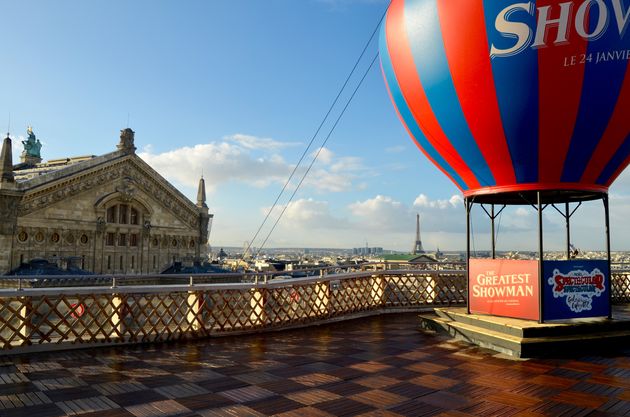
515;207;530;217
385;145;406;153
266;198;347;229
139;141;290;192
312;147;335;165
226;134;295;151
413;193;462;209
139;135;365;194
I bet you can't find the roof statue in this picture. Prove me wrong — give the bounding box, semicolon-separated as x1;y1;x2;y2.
117;128;136;153
22;126;42;159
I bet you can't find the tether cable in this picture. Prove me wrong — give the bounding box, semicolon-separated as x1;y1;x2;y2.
242;9;387;260
254;53;379;257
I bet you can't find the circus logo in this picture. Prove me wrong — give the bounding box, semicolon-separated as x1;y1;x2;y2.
547;268;606;313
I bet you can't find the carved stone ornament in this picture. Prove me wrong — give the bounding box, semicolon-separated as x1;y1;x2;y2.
96;217;106;234
116;177;136;203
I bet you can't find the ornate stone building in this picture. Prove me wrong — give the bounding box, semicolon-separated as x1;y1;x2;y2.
0;127;212;275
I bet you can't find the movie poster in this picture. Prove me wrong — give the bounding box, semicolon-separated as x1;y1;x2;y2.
469;259;540;321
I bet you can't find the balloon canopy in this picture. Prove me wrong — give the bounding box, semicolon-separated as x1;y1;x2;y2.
379;0;630;202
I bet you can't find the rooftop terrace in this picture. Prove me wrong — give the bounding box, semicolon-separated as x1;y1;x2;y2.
2;313;630;417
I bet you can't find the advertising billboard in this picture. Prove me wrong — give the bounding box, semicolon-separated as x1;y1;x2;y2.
543;260;610;320
469;259;539;320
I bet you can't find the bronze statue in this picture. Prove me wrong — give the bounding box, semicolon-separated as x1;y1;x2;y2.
22;126;42;158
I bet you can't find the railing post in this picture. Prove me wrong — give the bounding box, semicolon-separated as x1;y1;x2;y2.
370;275;385;308
314;281;330;315
111;293;126;340
426;272;437;304
187;277;202;332
250;287;266;327
18;295;32;345
187;291;202;332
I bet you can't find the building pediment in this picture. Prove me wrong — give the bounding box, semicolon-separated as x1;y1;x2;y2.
17;154;202;229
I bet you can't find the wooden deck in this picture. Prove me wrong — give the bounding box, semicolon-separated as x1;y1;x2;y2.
0;313;629;416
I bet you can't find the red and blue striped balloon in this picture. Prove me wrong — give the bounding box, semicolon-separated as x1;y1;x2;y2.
379;0;630;197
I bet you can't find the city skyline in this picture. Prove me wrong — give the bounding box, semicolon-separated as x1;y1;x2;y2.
4;0;630;252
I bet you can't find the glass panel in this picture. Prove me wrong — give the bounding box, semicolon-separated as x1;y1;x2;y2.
119;205;128;224
106;206;117;223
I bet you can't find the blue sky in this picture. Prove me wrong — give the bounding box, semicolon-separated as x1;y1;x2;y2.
3;0;630;252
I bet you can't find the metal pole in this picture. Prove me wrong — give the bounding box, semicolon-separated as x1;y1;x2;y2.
491;204;496;259
604;194;612;319
466;198;471;314
565;202;571;260
538;191;544;324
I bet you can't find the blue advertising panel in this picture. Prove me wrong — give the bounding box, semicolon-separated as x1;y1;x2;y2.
543;260;610;321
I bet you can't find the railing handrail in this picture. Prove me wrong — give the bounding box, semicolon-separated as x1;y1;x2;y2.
0;269;465;297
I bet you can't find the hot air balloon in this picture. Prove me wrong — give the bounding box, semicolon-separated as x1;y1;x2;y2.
379;0;630;322
379;0;630;203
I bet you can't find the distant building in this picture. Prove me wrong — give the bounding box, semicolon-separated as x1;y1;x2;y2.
0;127;212;275
352;247;383;256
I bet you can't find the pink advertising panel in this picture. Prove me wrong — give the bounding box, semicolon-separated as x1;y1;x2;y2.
469;259;540;321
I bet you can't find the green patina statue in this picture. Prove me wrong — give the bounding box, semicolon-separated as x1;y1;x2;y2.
22;126;42;158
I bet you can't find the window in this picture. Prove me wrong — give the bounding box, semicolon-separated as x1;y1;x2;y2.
107;206;117;223
107;256;111;269
119;204;128;224
130;234;138;247
119;256;123;270
131;256;135;269
118;233;127;247
106;233;115;246
130;208;139;225
153;255;156;269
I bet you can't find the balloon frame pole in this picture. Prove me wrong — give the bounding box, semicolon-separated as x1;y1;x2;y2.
538;191;544;324
466;197;471;315
604;194;612;320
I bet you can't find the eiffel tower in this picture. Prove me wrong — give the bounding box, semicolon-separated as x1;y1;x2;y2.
413;214;425;255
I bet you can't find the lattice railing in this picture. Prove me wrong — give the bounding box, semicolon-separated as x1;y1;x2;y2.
1;269;629;354
612;271;630;304
0;270;465;353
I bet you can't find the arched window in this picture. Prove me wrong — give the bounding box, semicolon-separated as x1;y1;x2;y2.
105;203;143;225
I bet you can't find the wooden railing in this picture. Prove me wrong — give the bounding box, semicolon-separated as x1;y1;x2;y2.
1;268;629;354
